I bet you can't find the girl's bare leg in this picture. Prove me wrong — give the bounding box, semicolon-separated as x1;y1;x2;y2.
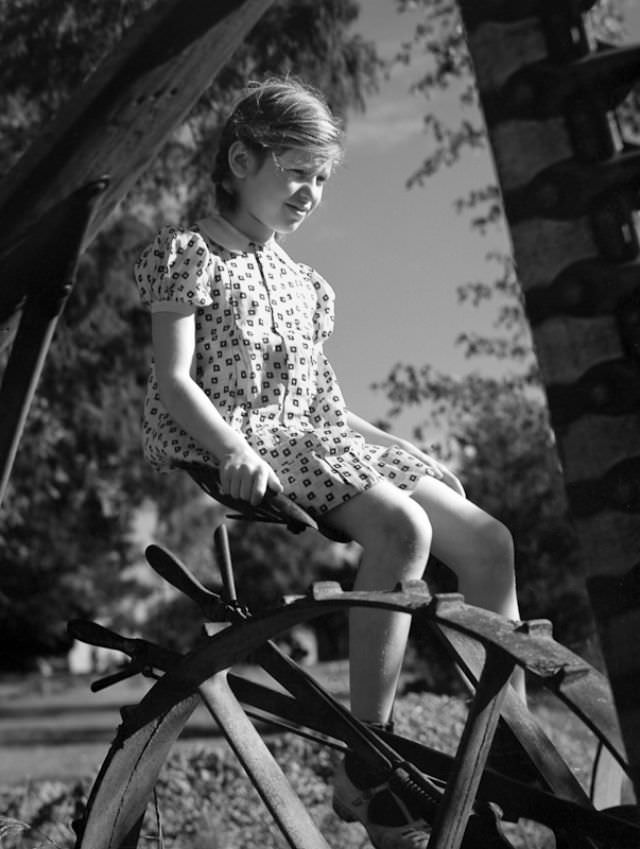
324;482;433;723
409;475;526;700
325;474;525;719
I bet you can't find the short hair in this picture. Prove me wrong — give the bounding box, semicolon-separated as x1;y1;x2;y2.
212;77;345;213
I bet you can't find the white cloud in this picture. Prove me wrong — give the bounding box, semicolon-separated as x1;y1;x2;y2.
346;95;424;151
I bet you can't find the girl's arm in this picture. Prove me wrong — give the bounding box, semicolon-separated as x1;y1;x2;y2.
152;310;282;504
346;410;465;497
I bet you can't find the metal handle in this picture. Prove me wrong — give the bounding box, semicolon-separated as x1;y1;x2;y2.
91;663;145;693
68;619;139;655
145;543;220;608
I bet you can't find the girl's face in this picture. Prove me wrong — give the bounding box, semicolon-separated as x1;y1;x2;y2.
226;143;334;243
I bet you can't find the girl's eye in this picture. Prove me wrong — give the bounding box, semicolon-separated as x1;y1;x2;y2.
287;169;328;184
271;151;331;184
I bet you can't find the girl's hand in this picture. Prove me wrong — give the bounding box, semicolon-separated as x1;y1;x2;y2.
219;444;283;506
399;440;466;498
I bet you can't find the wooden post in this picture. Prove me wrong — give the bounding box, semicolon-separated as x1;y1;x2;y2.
0;179;108;504
458;0;640;798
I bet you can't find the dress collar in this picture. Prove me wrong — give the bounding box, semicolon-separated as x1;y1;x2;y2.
197;214;275;253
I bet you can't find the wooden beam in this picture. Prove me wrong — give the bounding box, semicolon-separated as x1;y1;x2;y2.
0;179;108;504
0;0;273;323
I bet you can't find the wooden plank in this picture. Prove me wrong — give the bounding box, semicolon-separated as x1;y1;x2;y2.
532;316;625;383
510;217;597;285
492;118;573;189
468;18;548;89
561;414;640;481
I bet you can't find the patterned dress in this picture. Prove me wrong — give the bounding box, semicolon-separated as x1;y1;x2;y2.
134;214;438;518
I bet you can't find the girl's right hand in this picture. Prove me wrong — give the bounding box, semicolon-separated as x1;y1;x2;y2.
219;444;283;506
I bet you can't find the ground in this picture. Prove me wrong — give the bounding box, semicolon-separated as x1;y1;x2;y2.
0;662;603;849
0;661;362;785
0;661;598;785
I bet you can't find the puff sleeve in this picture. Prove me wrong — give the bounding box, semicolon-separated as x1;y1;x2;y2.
134;226;216;314
297;263;335;345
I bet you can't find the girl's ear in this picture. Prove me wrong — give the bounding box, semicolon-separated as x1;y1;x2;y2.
228;140;256;179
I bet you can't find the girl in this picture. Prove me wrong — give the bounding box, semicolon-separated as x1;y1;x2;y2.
135;78;523;849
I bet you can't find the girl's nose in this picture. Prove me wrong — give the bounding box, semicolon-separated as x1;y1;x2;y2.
299;180;321;205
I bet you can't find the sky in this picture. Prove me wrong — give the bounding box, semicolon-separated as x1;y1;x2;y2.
285;0;640;438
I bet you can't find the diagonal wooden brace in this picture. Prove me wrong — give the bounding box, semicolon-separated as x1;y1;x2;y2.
428;648;514;849
0;178;108;506
198;671;331;849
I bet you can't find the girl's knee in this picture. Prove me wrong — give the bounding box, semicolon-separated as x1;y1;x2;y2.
325;484;432;565
487;516;513;555
365;497;432;562
477;517;515;579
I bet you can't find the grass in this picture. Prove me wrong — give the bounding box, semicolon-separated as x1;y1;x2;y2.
0;667;601;849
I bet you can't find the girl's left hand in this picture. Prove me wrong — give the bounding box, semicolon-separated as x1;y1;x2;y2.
399;440;466;498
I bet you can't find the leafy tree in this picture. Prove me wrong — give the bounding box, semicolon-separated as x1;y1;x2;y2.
0;0;381;668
